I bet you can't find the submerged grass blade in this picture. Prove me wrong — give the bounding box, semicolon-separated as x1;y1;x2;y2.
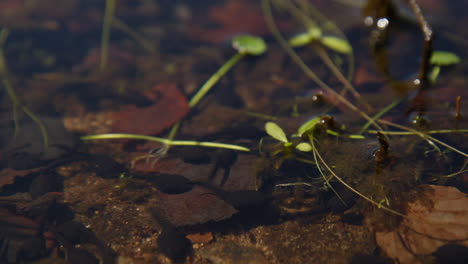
81;133;250;152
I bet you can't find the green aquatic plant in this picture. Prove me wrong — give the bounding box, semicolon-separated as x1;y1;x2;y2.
262;0;381;130
164;35;267;155
272;0;372;110
0;28;48;149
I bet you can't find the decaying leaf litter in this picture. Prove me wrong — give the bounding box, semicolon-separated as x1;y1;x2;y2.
0;0;467;263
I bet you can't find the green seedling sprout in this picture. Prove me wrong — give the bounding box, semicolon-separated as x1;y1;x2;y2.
428;50;461;83
289;29;351;55
287;28;370;110
163;34;267;156
265;121;313;152
0;28;48;149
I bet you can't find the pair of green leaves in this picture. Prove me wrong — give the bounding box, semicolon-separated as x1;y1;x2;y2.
429;50;461;83
264;119;319;152
289;27;352;54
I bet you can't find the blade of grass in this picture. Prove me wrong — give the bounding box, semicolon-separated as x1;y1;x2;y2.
81;133;250;152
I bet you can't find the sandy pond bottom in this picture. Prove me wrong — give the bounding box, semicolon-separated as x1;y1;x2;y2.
63;172;375;264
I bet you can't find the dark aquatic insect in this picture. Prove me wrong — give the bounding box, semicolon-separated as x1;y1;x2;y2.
87;154;129;179
196;182;272;211
149;208;192;261
134;173;195;194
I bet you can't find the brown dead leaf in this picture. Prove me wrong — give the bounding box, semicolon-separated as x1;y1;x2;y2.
376;185;468;264
0;167;42;189
111;83;188;135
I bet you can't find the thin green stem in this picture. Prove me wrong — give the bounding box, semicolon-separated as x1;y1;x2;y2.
313;43;372;111
81;133;250;152
368;129;468;135
100;0;116;71
189;52;244;107
359;98;403;134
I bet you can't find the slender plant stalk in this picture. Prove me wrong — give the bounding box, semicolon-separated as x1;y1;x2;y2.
112;18;156;54
189;52;244;107
166;52;244;145
368;129;468;135
100;0;116;71
81;133;250;151
313;43;372;111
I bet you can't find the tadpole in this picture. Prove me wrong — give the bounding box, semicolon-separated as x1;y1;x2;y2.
149;208;192;262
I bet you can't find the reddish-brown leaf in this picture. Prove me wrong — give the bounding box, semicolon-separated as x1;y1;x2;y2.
111;83;188;135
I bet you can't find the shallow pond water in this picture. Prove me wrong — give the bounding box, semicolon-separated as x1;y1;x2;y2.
0;0;467;263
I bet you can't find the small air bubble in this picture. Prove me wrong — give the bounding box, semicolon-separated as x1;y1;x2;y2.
377;18;389;29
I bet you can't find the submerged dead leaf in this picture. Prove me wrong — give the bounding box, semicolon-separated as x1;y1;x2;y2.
0;167;42;189
111;83;188;135
376;185;468;264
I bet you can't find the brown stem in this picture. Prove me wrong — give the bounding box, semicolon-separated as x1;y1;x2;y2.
406;0;433;89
